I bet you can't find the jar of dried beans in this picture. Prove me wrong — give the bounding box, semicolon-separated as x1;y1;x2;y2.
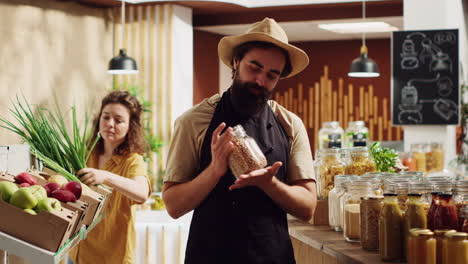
228;125;267;178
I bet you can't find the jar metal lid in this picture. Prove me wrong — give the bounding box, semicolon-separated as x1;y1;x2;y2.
445;232;468;238
361;196;383;201
434;229;456;236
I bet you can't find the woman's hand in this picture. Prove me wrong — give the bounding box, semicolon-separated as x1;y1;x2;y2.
78;168;110;185
208;122;234;179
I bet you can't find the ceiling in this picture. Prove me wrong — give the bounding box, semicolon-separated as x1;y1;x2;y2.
65;0;403;41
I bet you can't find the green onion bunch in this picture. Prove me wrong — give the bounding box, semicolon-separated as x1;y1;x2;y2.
0;95;99;182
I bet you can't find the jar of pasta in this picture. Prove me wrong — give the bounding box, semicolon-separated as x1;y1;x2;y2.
345;147;376;176
411;143;427;172
315;149;346;199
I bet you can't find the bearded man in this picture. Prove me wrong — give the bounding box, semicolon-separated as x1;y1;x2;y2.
163;18;317;264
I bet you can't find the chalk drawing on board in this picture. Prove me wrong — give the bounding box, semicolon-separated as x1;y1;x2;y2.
420;98;458;121
437;76;453;97
434;32;456;45
400;33;423;70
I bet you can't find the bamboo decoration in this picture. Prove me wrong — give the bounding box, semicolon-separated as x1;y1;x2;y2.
146;226;150;264
272;66;397;152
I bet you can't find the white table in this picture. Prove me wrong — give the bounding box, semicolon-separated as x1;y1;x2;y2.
135;210;192;264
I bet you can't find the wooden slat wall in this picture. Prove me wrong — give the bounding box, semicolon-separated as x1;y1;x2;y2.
273;65;403;154
113;4;174;190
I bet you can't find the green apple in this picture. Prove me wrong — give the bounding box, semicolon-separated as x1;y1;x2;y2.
9;188;38;209
0;181;19;202
24;208;37;215
27;185;47;200
35;197;62;213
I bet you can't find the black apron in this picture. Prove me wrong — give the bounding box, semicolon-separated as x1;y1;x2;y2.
185;90;295;264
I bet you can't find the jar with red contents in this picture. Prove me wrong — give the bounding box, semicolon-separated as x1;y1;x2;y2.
462;207;468;233
454;180;468;231
433;193;459;231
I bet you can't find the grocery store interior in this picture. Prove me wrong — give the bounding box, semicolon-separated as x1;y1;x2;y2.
0;0;467;263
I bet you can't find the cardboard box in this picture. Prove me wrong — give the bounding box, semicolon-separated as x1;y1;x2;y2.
61;200;89;236
308;199;329;226
80;190;105;226
0;196;78;252
0;173;15;183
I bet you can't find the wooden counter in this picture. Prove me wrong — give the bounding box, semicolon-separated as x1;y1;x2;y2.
288;218;405;264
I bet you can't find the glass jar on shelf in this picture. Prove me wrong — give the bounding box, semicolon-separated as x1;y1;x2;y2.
399;152;417;172
315;148;346;199
379;192;404;262
360;196;383;251
411;143;427;173
329;175;353;232
403;193;428;260
434;193;459;231
454;180;468;231
343;181;379;242
442;232;468;264
407;230;436;264
344;121;369;148
228;124;267;178
318;121;344;149
434;229;457;264
344;147;376;176
429;143;445;173
408;180;431;213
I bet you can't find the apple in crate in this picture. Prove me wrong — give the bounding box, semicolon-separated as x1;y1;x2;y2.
43;182;61;196
36;197;62;213
51;189;77;203
14;172;37;186
10;188;38;209
63;181;82;199
0;181;19;202
27;185;47;201
24;208;37;215
47;175;68;187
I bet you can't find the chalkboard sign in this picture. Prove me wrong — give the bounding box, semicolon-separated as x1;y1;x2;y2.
392;29;459;125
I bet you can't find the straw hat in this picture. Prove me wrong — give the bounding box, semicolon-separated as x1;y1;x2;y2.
218;18;309;78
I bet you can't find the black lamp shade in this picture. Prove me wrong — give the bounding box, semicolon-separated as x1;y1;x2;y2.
348;52;380;78
108;49;138;75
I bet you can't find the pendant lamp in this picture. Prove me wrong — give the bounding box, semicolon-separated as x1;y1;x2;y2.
348;0;380;78
108;0;138;75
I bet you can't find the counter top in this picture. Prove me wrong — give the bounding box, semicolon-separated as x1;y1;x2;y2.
288;218;405;264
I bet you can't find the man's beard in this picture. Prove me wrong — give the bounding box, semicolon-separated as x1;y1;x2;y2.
230;77;272;117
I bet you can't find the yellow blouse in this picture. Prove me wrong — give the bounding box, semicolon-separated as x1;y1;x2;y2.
70;152;150;264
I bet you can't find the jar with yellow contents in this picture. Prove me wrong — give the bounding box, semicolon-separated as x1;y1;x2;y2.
434;229;456;264
315;148;346;199
344;147;376;176
407;229;436;264
442;232;468;264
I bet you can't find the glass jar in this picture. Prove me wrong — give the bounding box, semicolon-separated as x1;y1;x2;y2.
442;232;468;264
399;171;424;179
329;175;352;231
379;193;404;262
360;196;383;251
315;149;346;199
428;192;441;231
400;152;417;171
343;181;379;242
407;230;436;264
228;125;267;178
361;172;384;195
429;177;453;194
408;180;432;213
411;143;428;172
454;180;468;231
434;194;459;231
434;229;456;264
396;180;411;212
344;147;376;176
318;121;344;149
403;194;428;260
344;121;369;148
462;207;468;233
428;143;445;173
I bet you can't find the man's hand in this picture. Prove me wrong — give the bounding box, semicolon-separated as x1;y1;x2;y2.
208;122;234;179
229;161;282;191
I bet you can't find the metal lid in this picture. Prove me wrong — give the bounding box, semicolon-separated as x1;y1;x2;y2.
445;232;468;239
361;196;384;201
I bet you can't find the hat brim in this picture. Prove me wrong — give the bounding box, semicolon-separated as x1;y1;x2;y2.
218;32;309;78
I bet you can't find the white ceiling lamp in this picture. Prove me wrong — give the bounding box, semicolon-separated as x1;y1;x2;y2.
108;0;138;75
348;0;380;78
318;21;398;34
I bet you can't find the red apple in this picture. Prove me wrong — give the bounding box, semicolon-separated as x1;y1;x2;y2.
44;182;61;196
19;183;31;188
14;172;37;186
50;189;77;203
63;181;82;199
